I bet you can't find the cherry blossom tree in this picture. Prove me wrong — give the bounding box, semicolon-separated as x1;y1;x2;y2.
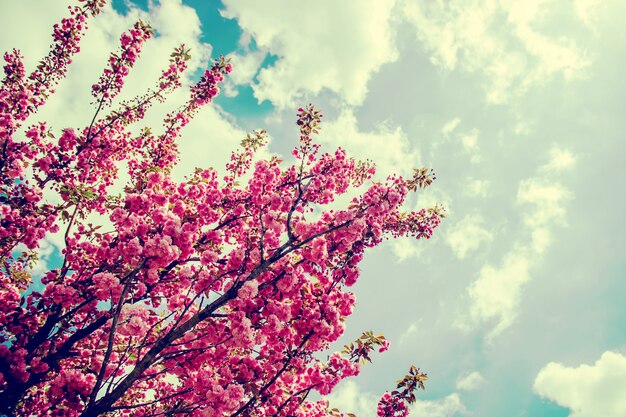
0;1;441;416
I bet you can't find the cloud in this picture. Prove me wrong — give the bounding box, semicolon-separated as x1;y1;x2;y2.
318;108;420;179
399;320;421;346
574;0;603;30
540;147;578;174
456;371;486;391
460;129;481;163
328;381;466;417
442;118;462;136
465;250;531;337
402;0;592;103
226;50;266;87
390;238;426;262
446;214;494;259
327;380;379;417
434;119;481;163
517;179;571;254
171;106;248;181
460;148;575;338
534;351;626;417
410;393;466;417
220;0;399;108
223;33;267;94
464;178;491;198
0;2;68;70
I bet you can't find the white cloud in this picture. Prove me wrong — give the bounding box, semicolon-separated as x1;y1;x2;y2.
534;351;626;417
460;130;478;153
329;381;466;417
442;117;462;136
220;0;399;108
0;2;68;71
456;371;486;391
171;106;248;181
460;148;574;338
540;147;578;174
574;0;602;30
399;320;421;346
513;115;534;136
226;50;266;87
410;393;466;417
416;186;452;214
464;178;491;198
327;380;379;417
517;179;570;215
390;238;426;262
465;250;531;338
446;214;493;259
459;129;481;163
319;108;420;179
402;0;592;103
517;179;571;241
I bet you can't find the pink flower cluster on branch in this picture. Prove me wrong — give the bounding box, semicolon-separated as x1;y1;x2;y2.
0;2;442;417
376;366;428;417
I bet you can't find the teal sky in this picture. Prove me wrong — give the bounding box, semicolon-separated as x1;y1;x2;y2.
2;1;626;416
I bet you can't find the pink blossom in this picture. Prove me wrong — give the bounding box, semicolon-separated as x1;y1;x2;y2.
237;280;259;300
92;272;121;301
0;8;441;415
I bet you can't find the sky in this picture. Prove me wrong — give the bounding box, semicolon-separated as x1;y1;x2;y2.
1;0;626;416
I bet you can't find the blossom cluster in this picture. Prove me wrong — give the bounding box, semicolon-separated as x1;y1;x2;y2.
0;2;441;416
